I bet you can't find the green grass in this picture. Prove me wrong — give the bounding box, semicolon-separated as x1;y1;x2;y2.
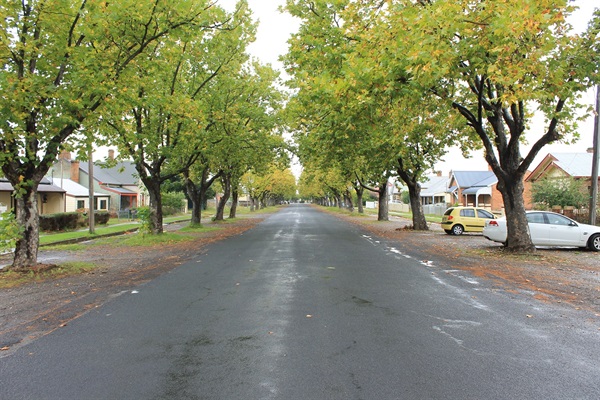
40;223;140;245
42;243;88;251
38;213;195;246
178;224;220;233
97;231;195;247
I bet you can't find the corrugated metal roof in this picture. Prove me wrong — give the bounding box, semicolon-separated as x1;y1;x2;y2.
79;161;139;185
551;153;593;177
101;186;137;195
452;171;497;188
0;178;65;193
50;178;107;197
420;175;450;196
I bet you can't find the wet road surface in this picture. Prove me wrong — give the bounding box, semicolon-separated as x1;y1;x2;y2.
1;205;599;399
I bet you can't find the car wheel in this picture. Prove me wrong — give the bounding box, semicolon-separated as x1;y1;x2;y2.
587;234;600;251
451;224;464;235
444;230;452;235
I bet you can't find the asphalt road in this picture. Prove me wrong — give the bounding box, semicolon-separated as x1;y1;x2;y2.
1;205;599;399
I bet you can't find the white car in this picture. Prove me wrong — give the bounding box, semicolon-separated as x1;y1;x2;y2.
483;211;600;251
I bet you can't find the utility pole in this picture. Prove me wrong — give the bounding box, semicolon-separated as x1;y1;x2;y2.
88;148;95;234
590;85;600;226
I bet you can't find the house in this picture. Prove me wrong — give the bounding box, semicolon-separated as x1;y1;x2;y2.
49;150;147;213
0;177;66;215
49;178;111;213
448;170;502;210
527;151;597;186
420;173;451;206
448;168;534;212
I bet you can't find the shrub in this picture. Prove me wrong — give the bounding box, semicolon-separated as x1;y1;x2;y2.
94;211;110;225
0;210;22;254
136;206;152;235
532;177;587;208
40;212;80;231
161;191;186;216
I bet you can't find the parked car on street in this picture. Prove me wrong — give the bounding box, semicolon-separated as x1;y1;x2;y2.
441;206;497;235
483;211;600;251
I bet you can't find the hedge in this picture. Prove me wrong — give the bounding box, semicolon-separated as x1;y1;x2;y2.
40;211;111;232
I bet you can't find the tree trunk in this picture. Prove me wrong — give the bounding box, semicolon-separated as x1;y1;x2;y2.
498;174;535;252
184;168;221;226
11;187;40;269
344;189;354;212
229;188;239;219
144;178;164;234
215;174;231;221
377;182;389;221
184;175;202;225
354;182;364;214
407;184;428;230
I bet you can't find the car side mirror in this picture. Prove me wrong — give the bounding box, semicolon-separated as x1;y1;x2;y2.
570;221;578;227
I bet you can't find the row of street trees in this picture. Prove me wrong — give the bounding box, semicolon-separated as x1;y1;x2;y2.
283;0;599;252
0;0;291;270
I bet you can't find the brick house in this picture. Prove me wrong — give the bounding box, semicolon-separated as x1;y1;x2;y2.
448;169;533;213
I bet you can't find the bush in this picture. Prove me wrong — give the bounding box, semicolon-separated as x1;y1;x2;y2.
40;212;80;231
0;210;22;254
38;211;110;232
136;206;152;235
532;177;587;208
161;191;186;216
94;211;110;225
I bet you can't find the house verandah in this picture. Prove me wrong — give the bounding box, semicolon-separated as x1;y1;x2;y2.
0;177;66;215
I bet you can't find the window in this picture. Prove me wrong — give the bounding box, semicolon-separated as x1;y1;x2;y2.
77;200;85;209
477;209;494;219
527;213;546;224
546;213;573;226
460;208;475;218
100;200;107;210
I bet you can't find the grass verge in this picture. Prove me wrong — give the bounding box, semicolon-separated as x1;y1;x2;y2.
0;261;96;289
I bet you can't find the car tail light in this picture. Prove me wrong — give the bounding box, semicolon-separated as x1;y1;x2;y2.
447;216;453;221
487;220;498;226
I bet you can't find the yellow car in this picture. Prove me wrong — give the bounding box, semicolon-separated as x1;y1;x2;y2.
441;206;497;235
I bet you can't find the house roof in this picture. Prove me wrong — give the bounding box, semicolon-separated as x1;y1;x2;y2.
452;171;497;188
527;152;594;181
101;185;137;195
420;175;450;197
50;178;107;198
547;153;592;177
0;177;66;193
79;161;139;186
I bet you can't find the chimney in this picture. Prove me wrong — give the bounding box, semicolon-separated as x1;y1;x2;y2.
71;160;80;183
588;147;594;154
60;150;71;160
108;149;115;160
436;171;442;177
